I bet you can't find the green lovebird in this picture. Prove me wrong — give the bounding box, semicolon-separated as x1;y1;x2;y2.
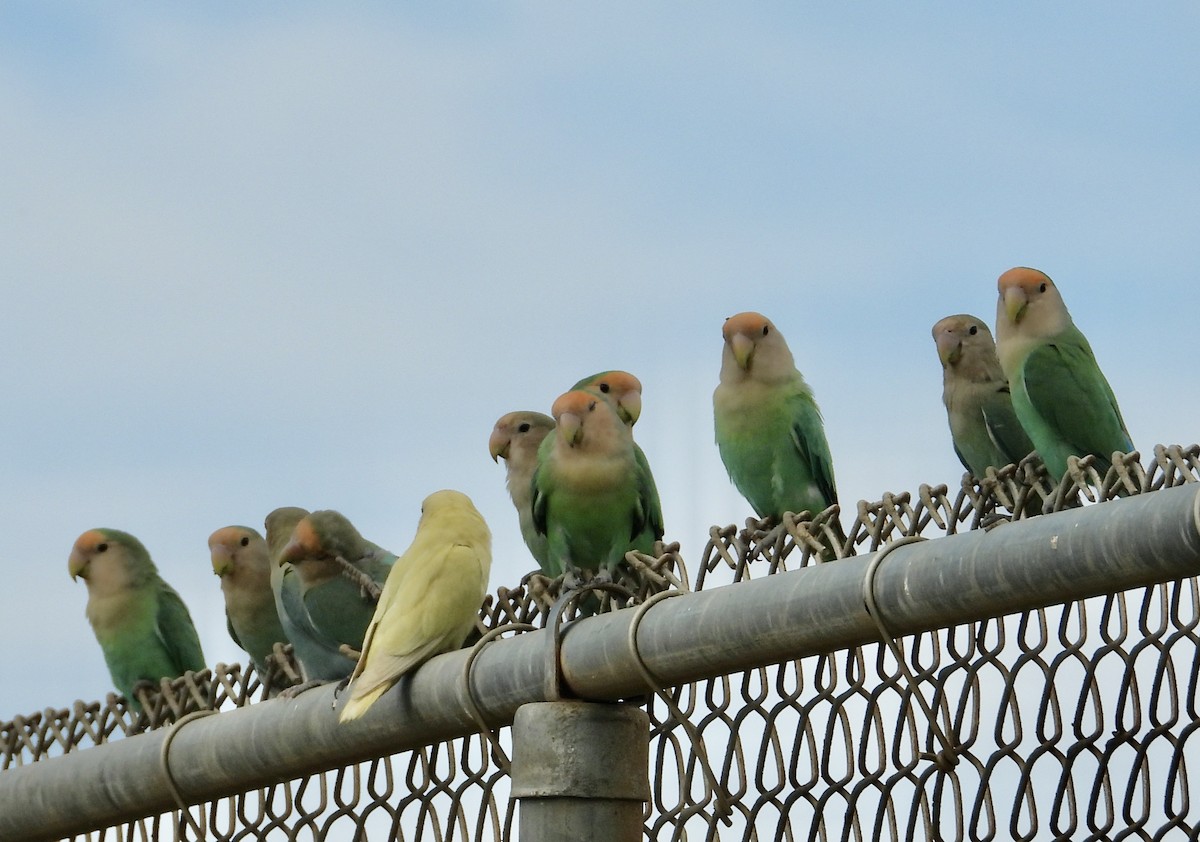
69;528;206;708
277;510;397;663
531;389;664;582
339;490;491;723
713;311;839;523
932;314;1036;477
994;267;1134;479
209;525;289;675
489;410;556;569
572;370;664;556
266;506;358;683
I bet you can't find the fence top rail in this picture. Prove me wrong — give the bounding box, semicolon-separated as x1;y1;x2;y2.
2;478;1199;842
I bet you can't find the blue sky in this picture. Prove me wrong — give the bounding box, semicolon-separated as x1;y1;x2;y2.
2;4;1197;719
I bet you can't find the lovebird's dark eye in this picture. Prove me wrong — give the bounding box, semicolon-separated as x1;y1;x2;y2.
97;543;108;553
599;383;610;393
240;536;250;547
968;325;978;335
762;325;769;336
518;423;530;433
1039;282;1047;292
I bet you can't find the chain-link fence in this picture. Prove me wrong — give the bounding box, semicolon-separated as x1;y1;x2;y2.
3;445;1200;840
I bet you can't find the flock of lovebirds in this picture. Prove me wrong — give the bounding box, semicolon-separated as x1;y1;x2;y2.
66;266;1136;723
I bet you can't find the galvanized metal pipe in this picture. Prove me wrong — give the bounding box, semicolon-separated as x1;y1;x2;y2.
2;484;1198;840
511;702;649;842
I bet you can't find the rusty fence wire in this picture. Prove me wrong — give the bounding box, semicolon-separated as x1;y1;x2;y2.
3;445;1200;840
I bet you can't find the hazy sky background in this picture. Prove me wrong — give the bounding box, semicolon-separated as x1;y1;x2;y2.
2;4;1197;719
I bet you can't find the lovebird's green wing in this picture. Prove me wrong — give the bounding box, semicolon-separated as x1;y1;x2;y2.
274;563;355;682
788;390;838;508
155;581;207;676
633;443;664;544
1019;331;1133;476
303;576;381;651
977;385;1037;469
950;382;1036;476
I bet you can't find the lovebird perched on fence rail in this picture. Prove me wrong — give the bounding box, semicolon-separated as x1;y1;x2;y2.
277;510;397;670
713;311;841;526
490;410;556;569
69;528;206;709
532;389;664;583
267;506;357;685
932;314;1036;477
994;267;1134;479
339;490;491;723
209;525;290;676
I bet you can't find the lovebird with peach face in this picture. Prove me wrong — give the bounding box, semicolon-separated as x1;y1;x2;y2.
69;528;206;708
572;370;663;552
713;311;839;522
993;267;1134;479
490;410;556;568
209;525;289;674
267;506;359;684
531;389;664;582
932;314;1035;477
277;510;397;665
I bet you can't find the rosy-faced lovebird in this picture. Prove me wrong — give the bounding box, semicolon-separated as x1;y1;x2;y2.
489;410;556;568
209;525;290;675
277;510;397;663
68;528;206;708
339;490;491;723
713;311;839;521
993;267;1134;479
932;314;1036;477
266;506;357;683
531;389;664;582
572;370;664;557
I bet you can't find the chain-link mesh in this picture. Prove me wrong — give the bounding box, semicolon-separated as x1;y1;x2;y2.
4;445;1199;840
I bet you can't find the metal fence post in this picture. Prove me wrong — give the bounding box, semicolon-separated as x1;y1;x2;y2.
511;701;649;841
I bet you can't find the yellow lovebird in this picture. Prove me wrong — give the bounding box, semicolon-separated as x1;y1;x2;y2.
338;490;492;723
